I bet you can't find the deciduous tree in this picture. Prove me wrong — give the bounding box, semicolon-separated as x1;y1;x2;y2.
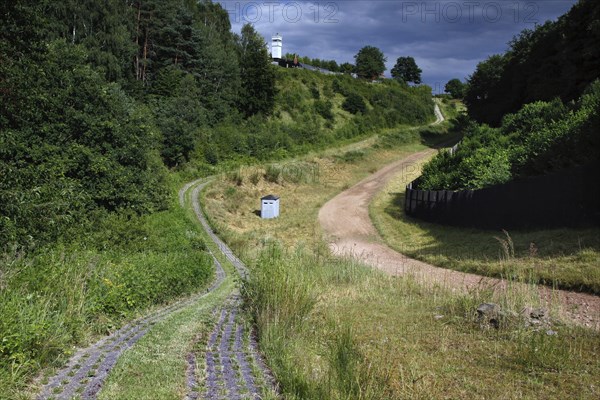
464;54;506;123
340;62;355;74
391;56;422;84
444;78;466;99
354;46;386;79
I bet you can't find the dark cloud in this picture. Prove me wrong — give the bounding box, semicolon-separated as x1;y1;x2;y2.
218;0;577;91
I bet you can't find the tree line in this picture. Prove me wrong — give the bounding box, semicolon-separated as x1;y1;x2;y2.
0;0;276;247
285;48;424;85
422;0;599;191
443;0;599;126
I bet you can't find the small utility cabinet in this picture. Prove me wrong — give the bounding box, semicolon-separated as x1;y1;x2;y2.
261;195;280;219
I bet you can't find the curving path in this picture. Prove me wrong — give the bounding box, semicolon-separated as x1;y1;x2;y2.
186;181;276;400
37;254;226;400
38;179;276;399
318;148;600;329
432;101;445;125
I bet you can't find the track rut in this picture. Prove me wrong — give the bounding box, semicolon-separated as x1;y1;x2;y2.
38;179;276;399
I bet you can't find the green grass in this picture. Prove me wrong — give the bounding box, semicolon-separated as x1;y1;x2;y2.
242;245;600;399
202;128;600;399
1;191;214;399
370;157;600;294
98;270;235;400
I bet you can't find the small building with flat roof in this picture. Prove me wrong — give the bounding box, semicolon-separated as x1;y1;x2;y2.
261;195;280;219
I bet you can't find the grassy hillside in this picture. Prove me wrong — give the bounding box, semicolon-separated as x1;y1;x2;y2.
184;68;435;176
0;64;436;397
201;128;599;399
420;80;599;191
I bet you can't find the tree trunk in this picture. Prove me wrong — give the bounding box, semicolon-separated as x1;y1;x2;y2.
134;2;141;80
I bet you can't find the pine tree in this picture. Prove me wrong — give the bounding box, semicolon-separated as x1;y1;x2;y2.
237;24;276;117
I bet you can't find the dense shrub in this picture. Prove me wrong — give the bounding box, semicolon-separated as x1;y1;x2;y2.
314;100;334;120
0;208;212;394
0;41;169;247
310;85;320;99
419;80;600;190
342;92;367;114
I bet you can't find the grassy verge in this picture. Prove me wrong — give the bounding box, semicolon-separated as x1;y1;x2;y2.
244;246;600;399
0;192;214;399
202;131;600;399
96;178;278;400
98;269;235;400
201;135;428;257
370;157;600;294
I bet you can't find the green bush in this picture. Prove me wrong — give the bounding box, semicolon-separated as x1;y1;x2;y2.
419;80;600;190
335;150;366;163
310;85;320;99
342;92;367;114
314;99;334;120
0;207;213;395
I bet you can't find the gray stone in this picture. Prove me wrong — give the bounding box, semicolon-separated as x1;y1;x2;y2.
521;306;552;331
477;303;501;329
521;306;547;320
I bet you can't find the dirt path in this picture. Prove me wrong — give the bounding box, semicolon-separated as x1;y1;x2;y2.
318;149;600;330
432;101;444;125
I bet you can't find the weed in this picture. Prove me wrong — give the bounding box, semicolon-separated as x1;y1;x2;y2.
335;150;366;163
328;325;361;397
264;165;282;184
249;171;262;185
227;169;244;186
494;229;515;261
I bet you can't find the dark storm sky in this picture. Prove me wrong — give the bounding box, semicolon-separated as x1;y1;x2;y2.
217;0;577;92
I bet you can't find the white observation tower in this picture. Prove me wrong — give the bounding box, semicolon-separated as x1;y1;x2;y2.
271;33;282;59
